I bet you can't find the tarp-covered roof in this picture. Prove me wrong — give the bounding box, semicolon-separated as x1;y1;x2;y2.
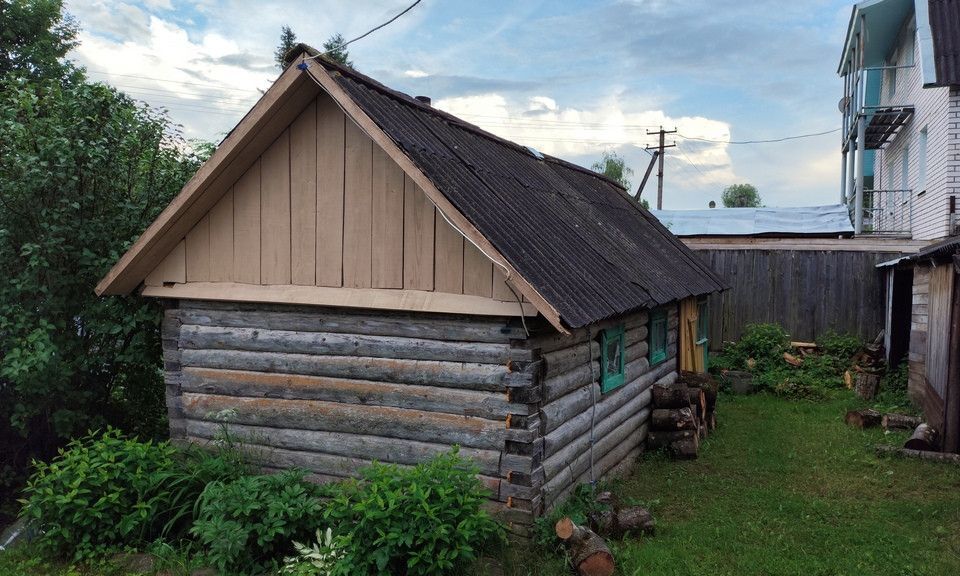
651;205;855;237
313;55;725;328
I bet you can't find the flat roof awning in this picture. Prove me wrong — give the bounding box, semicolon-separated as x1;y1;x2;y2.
864;106;913;149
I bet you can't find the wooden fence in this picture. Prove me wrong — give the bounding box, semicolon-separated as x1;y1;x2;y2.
685;238;926;349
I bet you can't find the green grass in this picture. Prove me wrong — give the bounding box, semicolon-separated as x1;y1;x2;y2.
508;393;960;576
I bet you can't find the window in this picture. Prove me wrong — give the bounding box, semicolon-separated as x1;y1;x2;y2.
648;307;667;366
918;127;927;192
696;299;708;344
600;325;625;393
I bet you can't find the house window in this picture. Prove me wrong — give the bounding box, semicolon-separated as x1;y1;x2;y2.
696;299;709;344
600;325;625;393
648;307;668;366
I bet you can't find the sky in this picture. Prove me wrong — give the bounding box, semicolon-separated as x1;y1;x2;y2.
65;0;856;209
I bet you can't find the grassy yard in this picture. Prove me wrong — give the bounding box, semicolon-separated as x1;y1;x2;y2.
508;392;960;576
4;393;960;575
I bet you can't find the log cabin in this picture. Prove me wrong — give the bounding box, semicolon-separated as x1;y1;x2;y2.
95;45;725;535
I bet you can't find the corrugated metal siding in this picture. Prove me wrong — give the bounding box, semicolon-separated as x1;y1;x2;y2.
326;65;726;328
929;0;960;86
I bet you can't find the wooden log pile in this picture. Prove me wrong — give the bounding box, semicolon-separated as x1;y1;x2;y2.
646;371;718;459
554;493;656;576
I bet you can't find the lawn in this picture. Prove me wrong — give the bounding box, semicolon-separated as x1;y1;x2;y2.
4;393;960;575
508;393;960;576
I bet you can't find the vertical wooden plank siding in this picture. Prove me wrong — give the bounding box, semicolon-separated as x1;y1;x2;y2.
463;241;493;297
342;120;373;288
403;175;435;291
260;131;292;285
209;188;235;282
290;102;318;285
233;160;261;284
927;265;954;398
316;94;345;287
434;216;464;294
185;214;210;282
492;267;514;301
145;239;186;286
371;146;404;288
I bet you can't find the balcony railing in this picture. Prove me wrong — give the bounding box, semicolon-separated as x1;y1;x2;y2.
848;188;912;236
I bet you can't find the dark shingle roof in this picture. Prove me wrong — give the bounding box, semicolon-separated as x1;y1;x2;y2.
929;0;960;86
312;56;725;328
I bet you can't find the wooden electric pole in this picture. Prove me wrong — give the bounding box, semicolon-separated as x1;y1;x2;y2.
646;126;676;209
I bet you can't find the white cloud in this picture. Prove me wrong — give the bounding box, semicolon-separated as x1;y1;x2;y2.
403;69;430;78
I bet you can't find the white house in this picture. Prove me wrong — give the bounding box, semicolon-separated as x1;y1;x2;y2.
838;0;960;240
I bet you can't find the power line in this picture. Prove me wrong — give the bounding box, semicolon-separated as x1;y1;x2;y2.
677;127;840;145
306;0;423;62
86;69;260;93
673;142;709;179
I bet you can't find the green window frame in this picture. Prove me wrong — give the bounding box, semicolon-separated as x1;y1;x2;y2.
649;308;667;366
600;324;625;393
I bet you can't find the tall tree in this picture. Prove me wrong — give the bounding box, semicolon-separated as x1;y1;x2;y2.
322;32;353;67
591;150;633;190
0;0;78;80
721;183;763;208
274;25;298;70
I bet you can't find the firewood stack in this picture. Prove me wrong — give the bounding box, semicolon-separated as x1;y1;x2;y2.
647;372;718;460
851;341;885;400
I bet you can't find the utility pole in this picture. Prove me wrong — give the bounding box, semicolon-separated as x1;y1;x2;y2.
646;126;676;209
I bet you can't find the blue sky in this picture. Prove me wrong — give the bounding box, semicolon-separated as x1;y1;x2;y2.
66;0;855;209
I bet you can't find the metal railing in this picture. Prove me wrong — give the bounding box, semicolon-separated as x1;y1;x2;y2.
849;188;912;235
841;65;915;145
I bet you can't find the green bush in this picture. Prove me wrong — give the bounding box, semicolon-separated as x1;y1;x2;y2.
712;324;789;374
324;449;504;575
819;330;862;362
190;470;328;575
19;429;177;560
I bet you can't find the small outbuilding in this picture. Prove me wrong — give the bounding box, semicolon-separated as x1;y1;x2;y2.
96;46;725;534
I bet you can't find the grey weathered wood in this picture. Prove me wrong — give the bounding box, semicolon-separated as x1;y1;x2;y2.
528;311;648;353
543;360;600;403
541;384;599;434
176;301;526;343
179;324;530;364
543;361;675;458
651;407;696;431
180;349;520;392
543;341;600;377
180;393;506;450
184;419;502;475
179;367;529;420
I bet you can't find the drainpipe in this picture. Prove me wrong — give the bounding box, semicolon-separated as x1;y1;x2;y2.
855;115;866;234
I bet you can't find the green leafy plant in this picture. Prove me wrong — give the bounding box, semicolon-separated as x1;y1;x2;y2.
19;429;177;560
190;471;327;575
281;527;344;576
324;449;504;575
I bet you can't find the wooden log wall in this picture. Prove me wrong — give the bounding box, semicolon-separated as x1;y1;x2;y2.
144;92;517;304
694;247;908;347
521;305;680;514
163;300;540;530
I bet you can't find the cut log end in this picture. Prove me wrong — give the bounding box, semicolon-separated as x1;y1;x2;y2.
904;423;938;451
845;409;881;429
555;516;575;541
577;552;615;576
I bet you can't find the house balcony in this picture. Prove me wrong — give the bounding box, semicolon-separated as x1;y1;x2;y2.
841;67;914;152
847;188;912;236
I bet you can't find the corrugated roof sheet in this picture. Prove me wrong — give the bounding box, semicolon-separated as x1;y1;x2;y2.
311;57;726;329
651;205;855;237
929;0;960;86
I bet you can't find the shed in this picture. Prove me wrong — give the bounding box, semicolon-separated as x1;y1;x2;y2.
96;46;725;534
878;236;960;453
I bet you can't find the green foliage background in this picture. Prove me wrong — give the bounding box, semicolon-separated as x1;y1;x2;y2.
0;0;210;512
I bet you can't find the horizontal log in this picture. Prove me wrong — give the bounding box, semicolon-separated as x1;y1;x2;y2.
180;324;531;364
180;349;521;392
543;352;650;404
180;393;506;450
647;429;697;449
624;325;648;348
543;341;600;378
651;408;696;431
541;384;599;434
875;444;960;464
180;367;529;420
652;381;690;409
544;360;676;458
184;419;501;475
527;311;649;352
176;302;526;343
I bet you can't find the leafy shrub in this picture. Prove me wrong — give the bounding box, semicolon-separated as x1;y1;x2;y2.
281;527;344;576
324;449;504;575
191;470;327;575
712;324;789;374
19;429;177;560
819;330;861;363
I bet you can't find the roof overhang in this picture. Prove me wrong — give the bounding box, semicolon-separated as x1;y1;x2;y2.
838;0;916;75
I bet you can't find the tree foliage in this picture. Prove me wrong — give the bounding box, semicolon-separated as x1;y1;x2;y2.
0;0;210;510
274;25;298;70
721;183;762;208
322;33;353;68
591;150;633;191
0;0;78;80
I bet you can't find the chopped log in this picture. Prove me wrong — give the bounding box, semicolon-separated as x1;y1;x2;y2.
854;372;880;400
790;341;817;349
881;413;923;431
647;429;697;449
843;370;853;389
844;409;881;429
783;352;802;367
651;381;690;409
746;358;756;369
904;423;939;451
555;518;615;576
589;507;655;539
668;438;699;460
651;407;696;431
687;387;706;420
875;444;960;464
